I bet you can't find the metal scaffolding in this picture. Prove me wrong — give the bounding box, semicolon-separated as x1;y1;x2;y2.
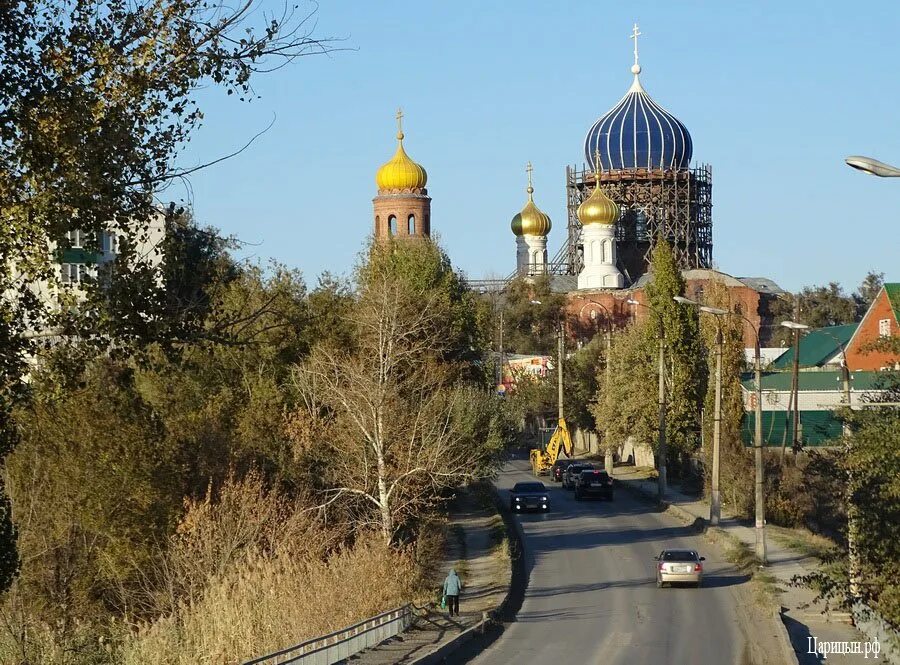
550;164;713;282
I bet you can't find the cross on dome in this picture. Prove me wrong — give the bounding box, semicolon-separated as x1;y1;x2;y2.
526;161;534;195
396;107;404;140
630;23;643;76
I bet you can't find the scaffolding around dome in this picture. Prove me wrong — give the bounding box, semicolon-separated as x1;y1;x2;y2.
546;164;713;282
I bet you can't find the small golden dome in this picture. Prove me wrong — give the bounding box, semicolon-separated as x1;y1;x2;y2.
375;110;427;192
577;175;619;226
511;164;551;237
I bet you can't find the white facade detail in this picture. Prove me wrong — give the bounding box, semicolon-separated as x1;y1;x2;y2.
517;234;548;276
577;222;623;289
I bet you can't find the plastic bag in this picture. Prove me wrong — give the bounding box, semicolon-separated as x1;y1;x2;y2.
440;595;447;609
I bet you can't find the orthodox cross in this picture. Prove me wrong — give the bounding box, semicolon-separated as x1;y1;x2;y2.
396;108;404;137
630;23;641;67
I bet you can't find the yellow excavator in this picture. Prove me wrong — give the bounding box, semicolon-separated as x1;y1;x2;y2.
530;418;573;476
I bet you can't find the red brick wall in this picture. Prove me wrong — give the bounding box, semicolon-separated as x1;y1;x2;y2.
846;290;900;370
566;277;765;349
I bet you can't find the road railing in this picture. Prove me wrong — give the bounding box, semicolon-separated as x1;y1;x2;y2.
243;603;422;665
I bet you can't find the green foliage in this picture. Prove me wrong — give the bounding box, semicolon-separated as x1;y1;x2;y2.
358;240;488;384
592;321;657;451
562;337;606;432
643;240;704;458
854;271;884;318
500;276;565;355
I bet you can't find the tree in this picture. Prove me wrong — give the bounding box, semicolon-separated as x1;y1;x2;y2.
643;240;705;461
592;322;657;455
0;0;337;592
500;275;565;355
855;271;885;317
293;250;503;544
766;282;859;347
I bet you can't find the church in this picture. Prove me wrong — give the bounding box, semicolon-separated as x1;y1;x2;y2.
368;26;785;349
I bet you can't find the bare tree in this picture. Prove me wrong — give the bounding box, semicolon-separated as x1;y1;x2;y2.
292;271;495;545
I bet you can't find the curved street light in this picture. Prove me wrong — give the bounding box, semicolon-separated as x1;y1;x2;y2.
845;155;900;177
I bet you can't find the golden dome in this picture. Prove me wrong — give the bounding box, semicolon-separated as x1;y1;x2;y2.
511;164;552;237
577;175;619;226
375;110;427;192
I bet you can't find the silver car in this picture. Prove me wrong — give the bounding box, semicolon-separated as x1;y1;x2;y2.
655;549;705;588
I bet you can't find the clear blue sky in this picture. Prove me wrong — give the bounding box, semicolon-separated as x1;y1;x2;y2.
176;0;900;293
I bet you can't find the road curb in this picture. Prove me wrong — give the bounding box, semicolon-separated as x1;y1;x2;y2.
775;607;802;665
406;482;526;664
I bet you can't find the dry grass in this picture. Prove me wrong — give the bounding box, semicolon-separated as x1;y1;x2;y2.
767;525;838;561
121;533;419;665
714;528;781;607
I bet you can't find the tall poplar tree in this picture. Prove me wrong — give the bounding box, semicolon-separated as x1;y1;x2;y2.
643;240;705;466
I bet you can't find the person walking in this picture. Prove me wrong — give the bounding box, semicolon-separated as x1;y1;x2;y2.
442;568;462;617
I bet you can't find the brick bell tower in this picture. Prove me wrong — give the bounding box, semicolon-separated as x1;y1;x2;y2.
373;109;431;240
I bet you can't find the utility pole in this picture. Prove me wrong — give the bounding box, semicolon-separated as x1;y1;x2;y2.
790;298;802;455
754;338;767;563
604;326;613;474
710;323;723;526
498;310;504;388
657;324;667;500
557;323;565;423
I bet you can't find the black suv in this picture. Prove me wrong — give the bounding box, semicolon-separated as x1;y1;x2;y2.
551;458;575;482
574;469;614;501
563;463;593;490
509;482;549;512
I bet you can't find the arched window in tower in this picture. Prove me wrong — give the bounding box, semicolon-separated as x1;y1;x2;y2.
388;215;397;236
599;240;606;263
408;214;416;235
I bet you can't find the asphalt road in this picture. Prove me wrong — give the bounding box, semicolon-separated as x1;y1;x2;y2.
470;459;751;665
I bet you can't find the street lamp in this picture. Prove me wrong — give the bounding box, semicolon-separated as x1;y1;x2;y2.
674;297;726;526
627;298;667;500
845;156;900;177
780;320;810;456
578;299;615;472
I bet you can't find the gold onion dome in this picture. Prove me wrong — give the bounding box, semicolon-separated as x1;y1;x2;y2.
511;164;551;236
578;153;620;225
577;179;619;225
375;109;427;192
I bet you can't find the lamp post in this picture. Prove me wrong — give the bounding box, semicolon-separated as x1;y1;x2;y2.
780;320;810;455
845;156;900;177
673;296;727;526
627;298;666;499
578;299;614;471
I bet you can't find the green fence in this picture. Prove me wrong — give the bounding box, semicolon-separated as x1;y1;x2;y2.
741;410;843;447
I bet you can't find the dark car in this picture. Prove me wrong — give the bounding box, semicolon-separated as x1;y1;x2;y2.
563;463;593;490
551;458;575;482
574;469;614;501
509;481;549;512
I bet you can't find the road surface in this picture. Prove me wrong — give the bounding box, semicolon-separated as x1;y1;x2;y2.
470;460;753;664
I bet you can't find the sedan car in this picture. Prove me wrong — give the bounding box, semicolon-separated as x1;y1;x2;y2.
509;482;549;512
655;549;705;588
574;469;614;501
562;463;593;490
551;458;575;482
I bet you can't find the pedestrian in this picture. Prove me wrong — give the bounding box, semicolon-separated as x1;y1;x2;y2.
442;568;462;617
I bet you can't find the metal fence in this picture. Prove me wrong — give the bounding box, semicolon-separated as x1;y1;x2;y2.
242;605;418;665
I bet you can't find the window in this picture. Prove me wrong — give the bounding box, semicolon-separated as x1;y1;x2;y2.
61;263;89;284
101;231;119;254
388;215;397;236
879;318;891;337
66;229;83;248
407;214;415;235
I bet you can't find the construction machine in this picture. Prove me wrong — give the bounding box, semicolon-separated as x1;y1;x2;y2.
530;418;573;476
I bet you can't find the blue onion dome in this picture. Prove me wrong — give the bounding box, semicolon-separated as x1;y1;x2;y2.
584;63;693;171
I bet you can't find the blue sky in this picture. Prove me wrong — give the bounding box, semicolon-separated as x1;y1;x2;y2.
175;0;900;293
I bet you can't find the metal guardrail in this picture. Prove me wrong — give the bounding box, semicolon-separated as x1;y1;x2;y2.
242;604;419;665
